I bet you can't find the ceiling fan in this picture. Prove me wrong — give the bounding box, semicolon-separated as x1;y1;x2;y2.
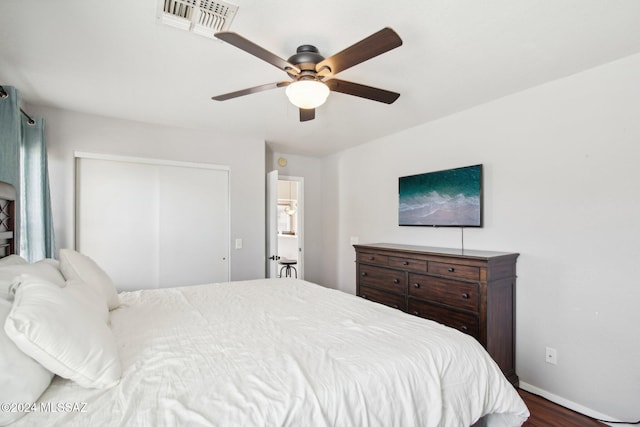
211;28;403;122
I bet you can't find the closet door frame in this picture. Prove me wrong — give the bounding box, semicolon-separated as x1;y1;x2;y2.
74;152;231;287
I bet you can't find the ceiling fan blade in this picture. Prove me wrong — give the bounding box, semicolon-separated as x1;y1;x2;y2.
300;108;315;122
215;32;300;75
315;27;402;77
212;82;285;101
325;79;400;104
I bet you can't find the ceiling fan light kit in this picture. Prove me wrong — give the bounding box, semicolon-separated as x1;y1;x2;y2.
285;80;330;109
212;27;403;122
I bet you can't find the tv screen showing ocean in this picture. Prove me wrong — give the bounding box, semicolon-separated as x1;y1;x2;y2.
399;165;482;226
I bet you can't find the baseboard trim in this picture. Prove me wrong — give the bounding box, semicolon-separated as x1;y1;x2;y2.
519;382;623;426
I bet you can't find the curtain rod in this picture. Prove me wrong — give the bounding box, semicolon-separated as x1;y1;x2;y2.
0;85;36;125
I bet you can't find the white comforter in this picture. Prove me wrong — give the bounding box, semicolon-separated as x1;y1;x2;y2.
15;278;528;426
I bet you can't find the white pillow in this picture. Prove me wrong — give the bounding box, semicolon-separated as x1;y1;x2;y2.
65;279;110;324
4;275;121;389
0;255;28;266
38;258;61;270
0;299;54;426
0;259;66;300
59;249;119;310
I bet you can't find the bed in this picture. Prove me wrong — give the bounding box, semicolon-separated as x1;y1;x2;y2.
0;181;529;426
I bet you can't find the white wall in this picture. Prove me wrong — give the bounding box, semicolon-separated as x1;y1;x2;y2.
323;53;640;421
266;151;324;285
28;106;266;281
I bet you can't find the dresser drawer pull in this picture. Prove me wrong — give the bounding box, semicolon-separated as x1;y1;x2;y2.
392;304;399;309
402;261;409;265
462;293;470;299
361;272;367;277
413;283;420;288
393;279;400;284
412;311;419;316
369;256;375;260
448;267;455;273
362;294;368;299
460;325;468;332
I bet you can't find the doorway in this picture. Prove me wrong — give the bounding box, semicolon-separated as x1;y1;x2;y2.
266;171;304;279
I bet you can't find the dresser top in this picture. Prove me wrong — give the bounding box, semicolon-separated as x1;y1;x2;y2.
353;243;518;260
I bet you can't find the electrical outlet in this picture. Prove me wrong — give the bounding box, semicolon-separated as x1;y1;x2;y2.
545;347;557;365
235;238;242;249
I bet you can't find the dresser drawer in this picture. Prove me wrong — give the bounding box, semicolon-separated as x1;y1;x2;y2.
357;252;389;266
359;265;405;294
389;256;427;272
359;285;406;311
408;273;479;312
429;262;480;281
408;299;479;337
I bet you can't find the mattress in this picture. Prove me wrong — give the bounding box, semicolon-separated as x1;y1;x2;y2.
14;278;528;426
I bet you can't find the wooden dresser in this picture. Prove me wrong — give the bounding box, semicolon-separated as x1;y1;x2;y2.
354;243;519;386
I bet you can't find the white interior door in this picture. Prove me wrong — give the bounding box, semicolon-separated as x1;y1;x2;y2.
266;170;278;278
76;154;230;290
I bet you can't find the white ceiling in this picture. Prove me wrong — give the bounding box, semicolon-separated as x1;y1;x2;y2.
1;1;639;156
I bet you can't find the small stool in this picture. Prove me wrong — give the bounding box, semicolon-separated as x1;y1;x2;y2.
278;259;298;278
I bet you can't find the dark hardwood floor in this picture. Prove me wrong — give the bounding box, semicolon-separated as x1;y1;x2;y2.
519;389;607;426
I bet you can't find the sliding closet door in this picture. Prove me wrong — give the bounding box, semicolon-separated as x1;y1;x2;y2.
157;165;229;288
76;155;230;291
76;158;160;290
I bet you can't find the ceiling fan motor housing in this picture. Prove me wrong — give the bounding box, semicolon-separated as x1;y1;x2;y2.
288;45;324;65
287;45;326;79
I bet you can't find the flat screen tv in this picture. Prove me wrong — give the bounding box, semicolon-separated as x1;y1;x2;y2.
398;164;483;227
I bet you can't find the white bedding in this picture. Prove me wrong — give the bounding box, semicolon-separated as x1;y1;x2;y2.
13;278;528;426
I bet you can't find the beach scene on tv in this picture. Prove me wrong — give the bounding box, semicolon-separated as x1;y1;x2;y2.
399;165;482;227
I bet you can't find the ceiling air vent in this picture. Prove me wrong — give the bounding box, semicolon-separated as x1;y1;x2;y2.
158;0;239;38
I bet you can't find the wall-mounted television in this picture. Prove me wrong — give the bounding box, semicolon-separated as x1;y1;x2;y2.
399;164;483;227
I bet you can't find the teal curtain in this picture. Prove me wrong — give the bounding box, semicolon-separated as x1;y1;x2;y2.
0;86;55;260
0;86;20;190
20;115;55;260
